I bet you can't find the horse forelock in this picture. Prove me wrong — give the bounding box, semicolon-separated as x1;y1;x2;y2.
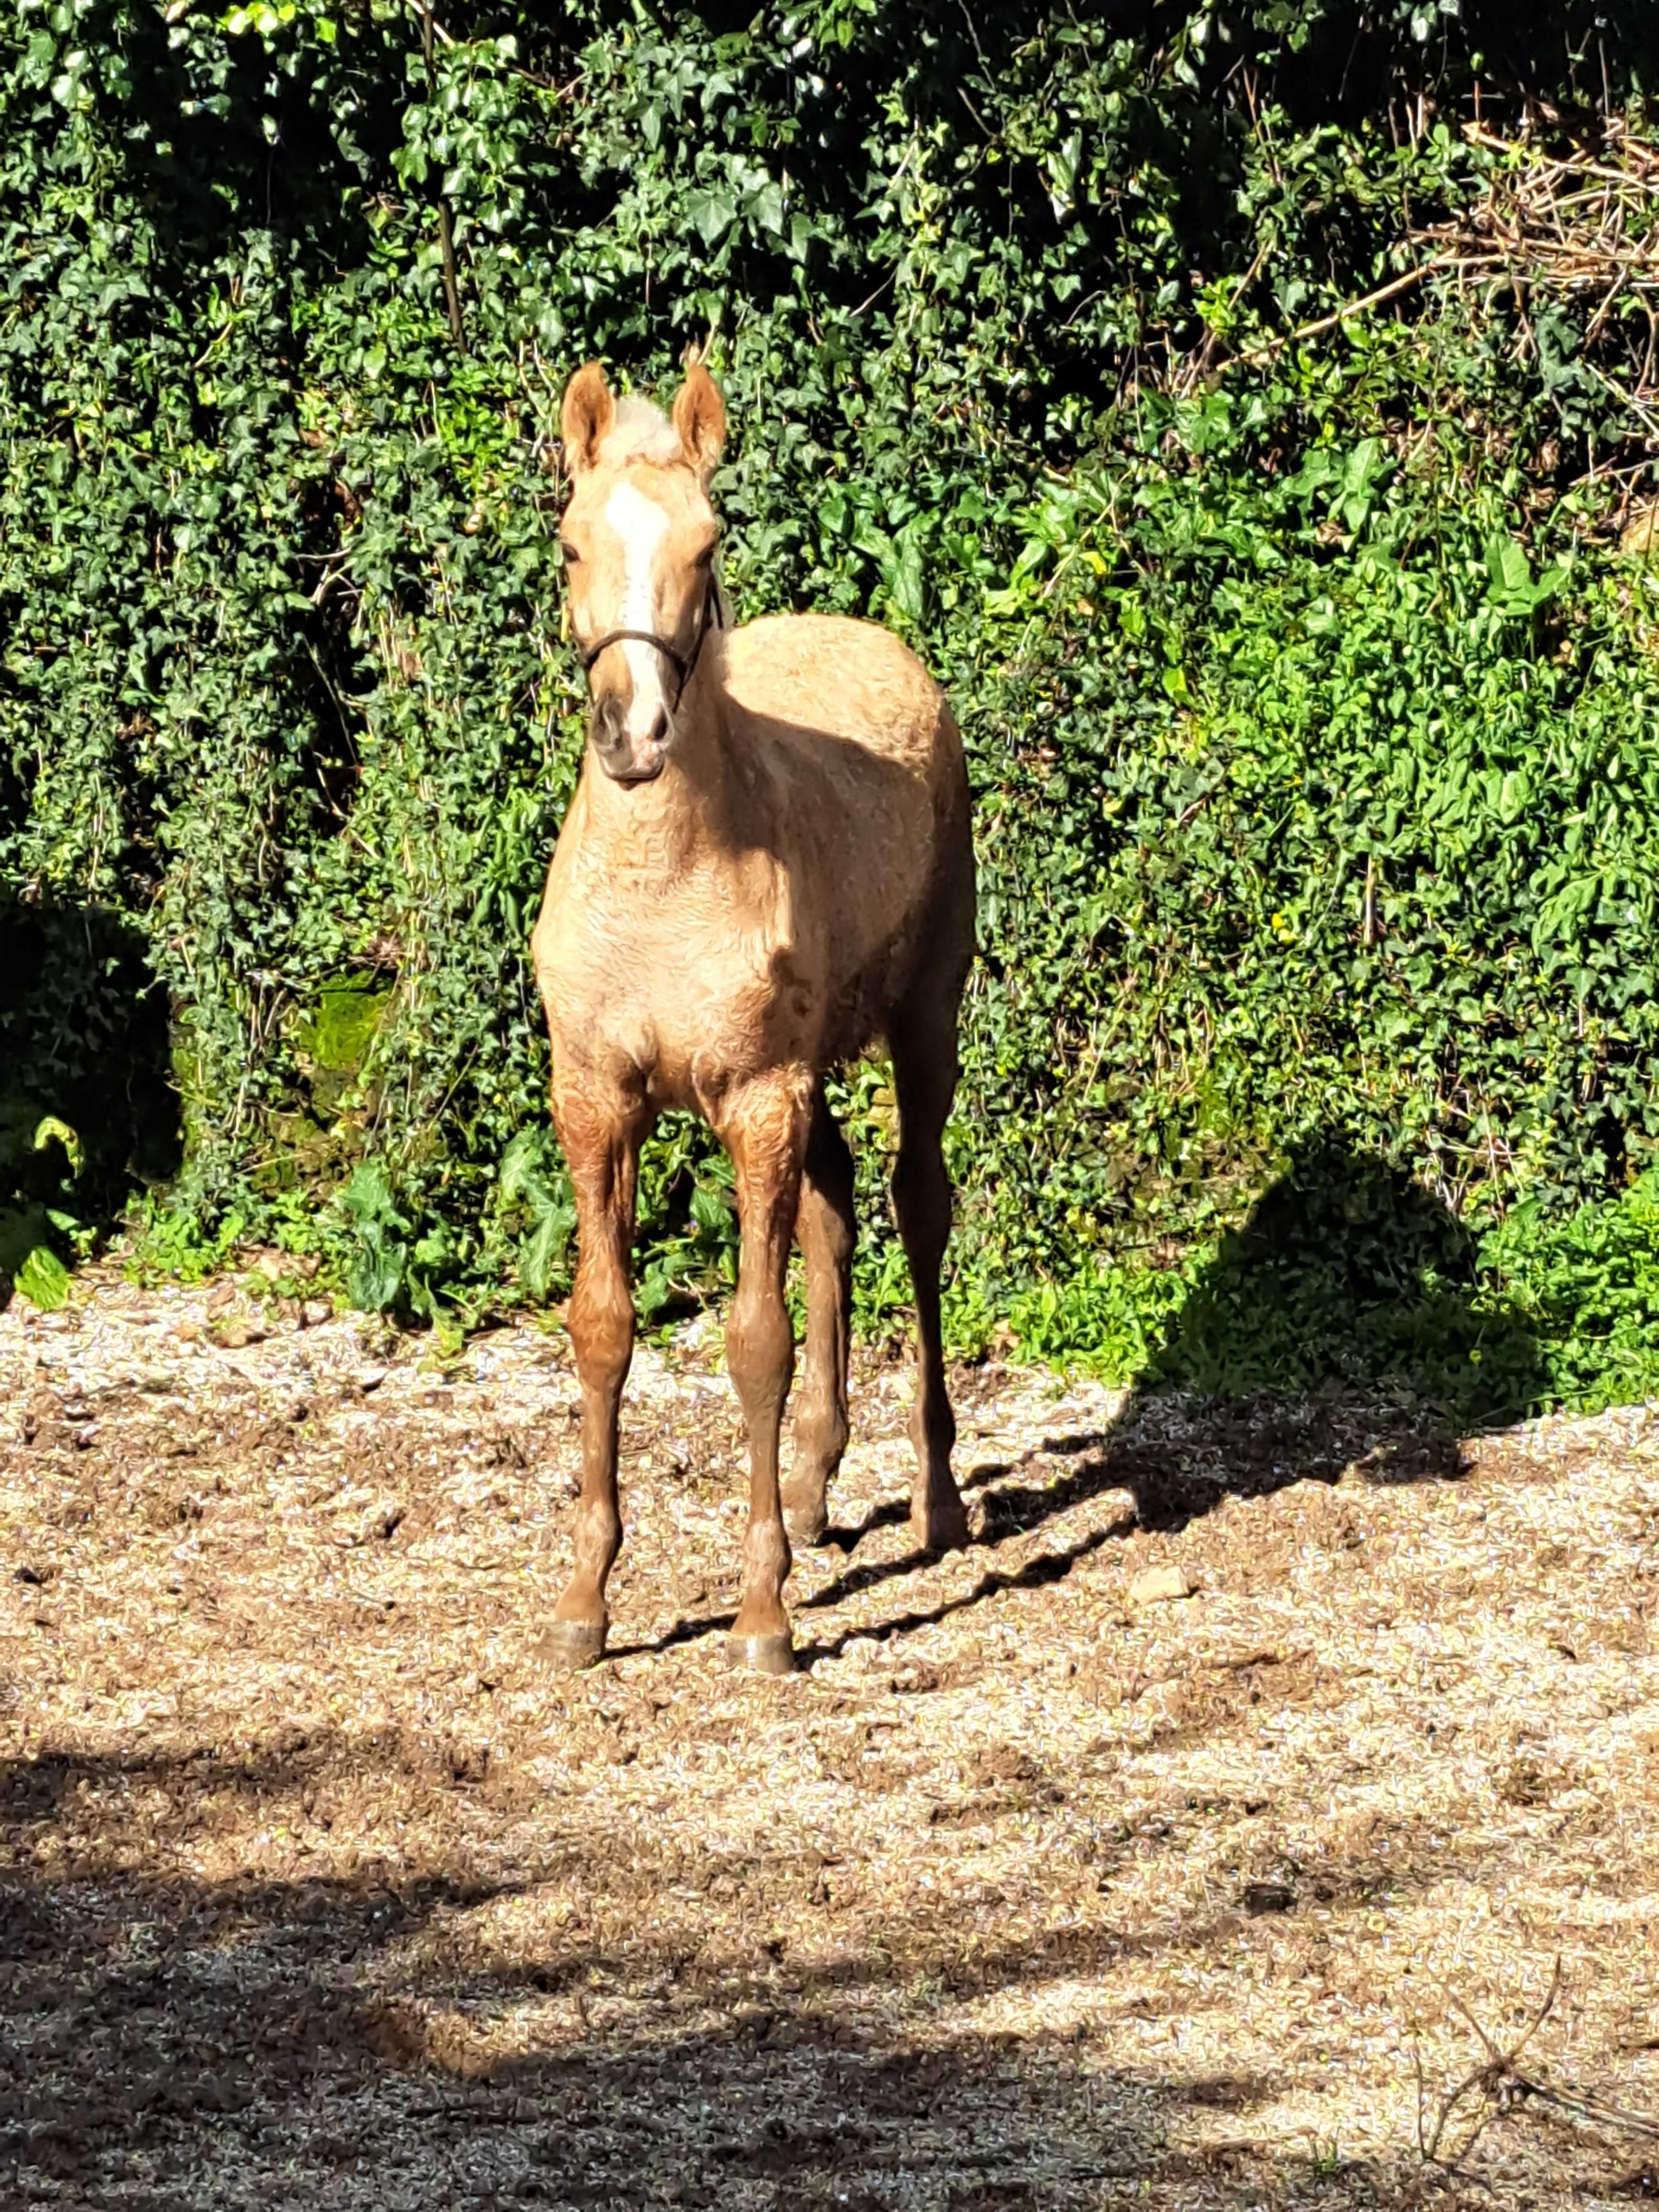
597;397;685;470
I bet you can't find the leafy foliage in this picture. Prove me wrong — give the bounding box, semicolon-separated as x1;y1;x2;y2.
4;0;1659;1409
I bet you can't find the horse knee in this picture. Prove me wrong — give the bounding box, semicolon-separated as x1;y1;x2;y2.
893;1145;951;1251
567;1259;634;1398
727;1278;793;1419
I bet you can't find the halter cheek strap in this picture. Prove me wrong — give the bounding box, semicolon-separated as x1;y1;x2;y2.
576;576;724;702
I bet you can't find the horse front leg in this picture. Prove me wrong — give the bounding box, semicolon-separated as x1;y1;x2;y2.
719;1069;812;1673
542;1076;649;1669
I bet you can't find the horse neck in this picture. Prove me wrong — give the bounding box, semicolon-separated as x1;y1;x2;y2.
574;654;740;867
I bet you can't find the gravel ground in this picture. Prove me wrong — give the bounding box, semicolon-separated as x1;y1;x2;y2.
1;1263;1657;2209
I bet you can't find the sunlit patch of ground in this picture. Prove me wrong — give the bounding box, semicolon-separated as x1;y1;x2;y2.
1;1267;1656;2207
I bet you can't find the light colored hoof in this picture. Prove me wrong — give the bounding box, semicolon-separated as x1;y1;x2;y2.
911;1496;970;1553
536;1618;607;1670
782;1495;830;1547
726;1631;795;1676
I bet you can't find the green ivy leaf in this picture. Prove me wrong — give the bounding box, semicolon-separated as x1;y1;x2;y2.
685;187;735;246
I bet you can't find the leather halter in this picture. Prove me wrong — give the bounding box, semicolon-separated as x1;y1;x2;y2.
576;575;724;704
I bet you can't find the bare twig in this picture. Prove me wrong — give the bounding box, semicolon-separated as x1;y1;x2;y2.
1416;1958;1659;2179
1410;121;1659;417
414;1;466;349
1417;1958;1563;2171
1179;236;1273;393
1229;263;1444;369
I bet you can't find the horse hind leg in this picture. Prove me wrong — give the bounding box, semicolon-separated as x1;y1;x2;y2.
719;1068;813;1672
782;1085;855;1546
890;1001;970;1553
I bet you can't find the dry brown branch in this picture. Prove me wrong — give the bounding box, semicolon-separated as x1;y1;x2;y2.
1207;122;1659;391
1409;121;1659;419
1415;1957;1563;2171
413;1;467;349
1416;1958;1659;2179
1229;263;1445;367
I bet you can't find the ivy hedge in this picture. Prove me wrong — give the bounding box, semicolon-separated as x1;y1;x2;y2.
5;0;1659;1416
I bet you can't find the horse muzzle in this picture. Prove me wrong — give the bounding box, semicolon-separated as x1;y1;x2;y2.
588;694;670;785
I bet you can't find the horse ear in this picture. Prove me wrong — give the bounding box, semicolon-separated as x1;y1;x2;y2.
561;362;614;476
672;361;726;483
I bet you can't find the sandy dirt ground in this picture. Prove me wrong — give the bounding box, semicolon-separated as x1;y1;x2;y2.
0;1264;1656;2209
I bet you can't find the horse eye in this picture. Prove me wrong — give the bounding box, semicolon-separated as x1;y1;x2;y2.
693;544;716;570
560;542;581;565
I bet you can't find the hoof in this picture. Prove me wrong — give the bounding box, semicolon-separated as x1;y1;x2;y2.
535;1617;607;1671
726;1631;795;1676
910;1496;970;1553
782;1495;830;1547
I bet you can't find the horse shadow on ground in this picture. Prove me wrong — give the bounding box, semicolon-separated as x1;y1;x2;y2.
0;894;181;1308
0;1741;1592;2210
759;1137;1547;1661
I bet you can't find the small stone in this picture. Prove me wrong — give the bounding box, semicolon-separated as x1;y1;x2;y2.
1242;1880;1297;1916
211;1318;268;1350
301;1299;332;1327
1128;1564;1194;1608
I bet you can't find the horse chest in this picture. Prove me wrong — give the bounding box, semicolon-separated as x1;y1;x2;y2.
538;853;818;1102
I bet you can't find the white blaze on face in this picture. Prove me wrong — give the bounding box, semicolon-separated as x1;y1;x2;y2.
603;477;672;744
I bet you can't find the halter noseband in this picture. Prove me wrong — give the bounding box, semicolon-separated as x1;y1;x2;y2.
576;576;724;703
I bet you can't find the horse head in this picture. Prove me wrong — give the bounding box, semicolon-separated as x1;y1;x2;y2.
559;360;726;785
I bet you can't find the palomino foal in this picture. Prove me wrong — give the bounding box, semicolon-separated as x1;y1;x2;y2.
530;360;974;1673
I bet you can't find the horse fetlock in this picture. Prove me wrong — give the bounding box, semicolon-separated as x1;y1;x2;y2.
781;1476;830;1546
569;1502;621;1585
731;1515;794;1664
793;1395;849;1471
741;1515;792;1593
785;1406;846;1537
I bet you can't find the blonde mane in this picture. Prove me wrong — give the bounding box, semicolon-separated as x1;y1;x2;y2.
597;395;684;469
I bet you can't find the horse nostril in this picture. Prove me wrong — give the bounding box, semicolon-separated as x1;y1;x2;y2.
644;708;669;751
588;695;626;755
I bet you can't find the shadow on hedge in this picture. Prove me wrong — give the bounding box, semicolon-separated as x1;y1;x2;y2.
1023;1139;1541;1535
0;894;181;1307
1150;1136;1544;1421
996;1137;1542;1542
